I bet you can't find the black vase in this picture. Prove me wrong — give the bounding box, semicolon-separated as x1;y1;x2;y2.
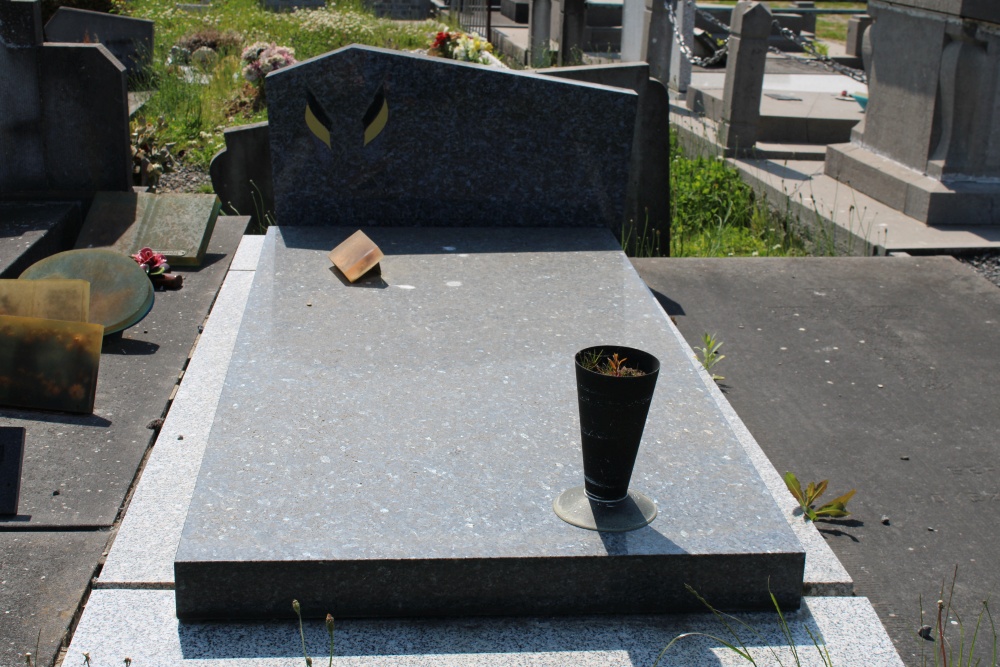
575;345;660;503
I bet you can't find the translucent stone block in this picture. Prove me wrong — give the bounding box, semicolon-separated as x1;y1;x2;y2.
0;315;104;414
327;230;383;282
0;279;89;322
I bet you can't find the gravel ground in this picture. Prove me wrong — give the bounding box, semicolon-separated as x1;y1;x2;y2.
958;251;1000;290
156;162;212;194
153;161;1000;291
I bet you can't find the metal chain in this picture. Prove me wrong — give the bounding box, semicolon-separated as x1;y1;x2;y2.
664;0;729;67
769;19;868;84
668;0;868;84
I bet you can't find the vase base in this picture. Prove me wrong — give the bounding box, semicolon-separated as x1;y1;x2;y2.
553;486;657;532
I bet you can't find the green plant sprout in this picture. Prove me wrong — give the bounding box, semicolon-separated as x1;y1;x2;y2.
783;472;855;522
652;584;833;667
578;350;646;377
696;333;725;381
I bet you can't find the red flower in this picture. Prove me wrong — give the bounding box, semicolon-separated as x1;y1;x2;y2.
131;247;169;276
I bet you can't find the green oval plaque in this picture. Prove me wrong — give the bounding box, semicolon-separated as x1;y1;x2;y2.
20;249;154;335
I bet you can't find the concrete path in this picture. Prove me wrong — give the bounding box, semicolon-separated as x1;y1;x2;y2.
632;256;1000;666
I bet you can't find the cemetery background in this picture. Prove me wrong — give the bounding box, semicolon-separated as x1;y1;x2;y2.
2;0;1000;665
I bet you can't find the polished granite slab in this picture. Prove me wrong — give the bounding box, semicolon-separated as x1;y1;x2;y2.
174;227;804;620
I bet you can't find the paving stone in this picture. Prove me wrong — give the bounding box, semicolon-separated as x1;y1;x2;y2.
0;530;110;667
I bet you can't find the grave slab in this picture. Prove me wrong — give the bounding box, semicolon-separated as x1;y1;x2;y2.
44;7;154;78
76;192;221;266
0;202;81;279
0;530;110;667
0;217;246;528
175;226;804;620
267;46;636;228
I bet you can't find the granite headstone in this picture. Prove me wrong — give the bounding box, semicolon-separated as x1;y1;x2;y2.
0;0;130;197
266;45;636;227
44;7;154;78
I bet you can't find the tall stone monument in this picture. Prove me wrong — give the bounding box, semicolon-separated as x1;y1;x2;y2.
825;0;1000;225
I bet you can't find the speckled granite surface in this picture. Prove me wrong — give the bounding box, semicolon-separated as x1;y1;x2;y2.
175;227;804;619
266;46;636;228
69;589;904;667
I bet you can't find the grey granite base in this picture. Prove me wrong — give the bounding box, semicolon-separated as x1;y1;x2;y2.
68;589;904;667
175;227;804;620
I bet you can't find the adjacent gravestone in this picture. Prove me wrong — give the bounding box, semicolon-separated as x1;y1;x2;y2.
209;121;273;228
0;0;130;197
538;62;670;254
0;427;26;515
825;0;1000;225
266;46;636;227
76;192;220;267
44;7;154;78
719;1;772;155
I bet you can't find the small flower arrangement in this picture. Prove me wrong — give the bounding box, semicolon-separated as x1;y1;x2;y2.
131;248;184;290
240;42;297;87
428;31;500;66
132;247;169;276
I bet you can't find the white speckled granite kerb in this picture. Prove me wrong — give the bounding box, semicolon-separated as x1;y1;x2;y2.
175;227;805;619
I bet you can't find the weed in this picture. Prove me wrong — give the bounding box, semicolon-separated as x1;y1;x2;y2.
653;584;833;667
578;349;646;377
919;566;998;667
292;599;336;667
783;472;855;522
695;333;725;381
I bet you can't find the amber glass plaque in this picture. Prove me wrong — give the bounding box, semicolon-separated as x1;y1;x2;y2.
0;315;103;414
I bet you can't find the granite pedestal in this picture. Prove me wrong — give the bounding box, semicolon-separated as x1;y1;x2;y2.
174;227;804;620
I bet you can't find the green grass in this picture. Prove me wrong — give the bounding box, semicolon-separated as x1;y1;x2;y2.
668;130;807;258
119;0;446;167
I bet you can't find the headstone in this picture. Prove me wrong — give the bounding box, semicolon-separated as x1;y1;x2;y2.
0;427;26;515
266;46;636;228
825;0;1000;225
174;226;805;620
0;0;131;197
0;279;90;322
20;249;154;335
208;121;273;229
528;0;553;66
75;192;220;267
44;7;154;78
845;14;872;58
667;0;693;92
793;1;816;35
539;62;669;253
719;1;772;154
558;0;585;64
0;314;103;414
619;0;649;63
0;0;47;192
